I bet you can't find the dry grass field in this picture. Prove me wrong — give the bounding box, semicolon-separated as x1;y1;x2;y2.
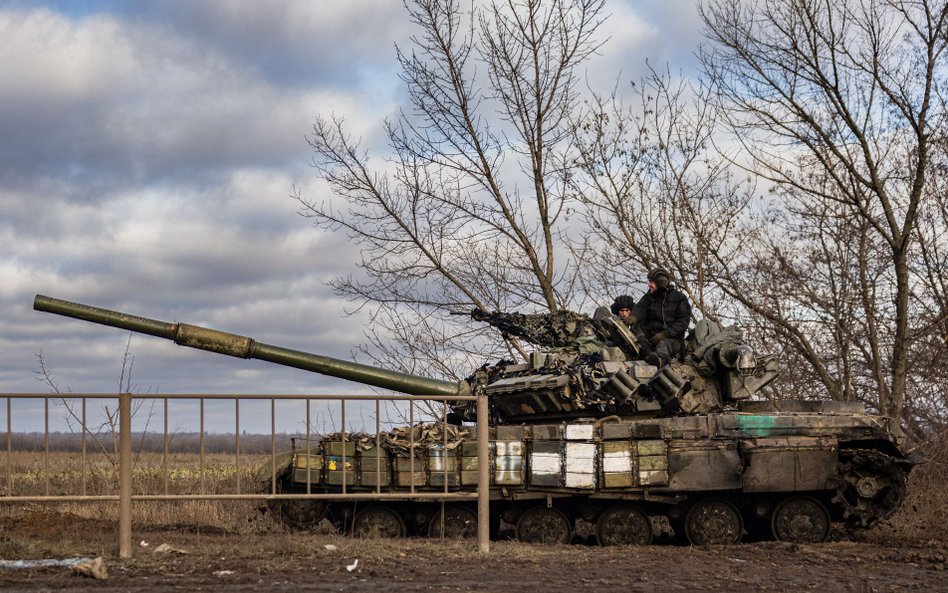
0;437;945;592
0;449;271;494
0;449;274;536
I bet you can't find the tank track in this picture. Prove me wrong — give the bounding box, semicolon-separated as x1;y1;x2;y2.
832;448;907;528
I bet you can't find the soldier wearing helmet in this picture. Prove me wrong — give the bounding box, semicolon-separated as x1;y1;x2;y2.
625;268;691;367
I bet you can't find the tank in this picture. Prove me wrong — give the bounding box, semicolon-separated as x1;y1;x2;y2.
33;294;920;545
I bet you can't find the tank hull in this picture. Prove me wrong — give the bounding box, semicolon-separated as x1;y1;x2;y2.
268;403;912;544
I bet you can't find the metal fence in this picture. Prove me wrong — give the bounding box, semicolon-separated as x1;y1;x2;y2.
0;392;490;557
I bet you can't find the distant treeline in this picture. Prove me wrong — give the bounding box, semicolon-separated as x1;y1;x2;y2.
0;431;300;454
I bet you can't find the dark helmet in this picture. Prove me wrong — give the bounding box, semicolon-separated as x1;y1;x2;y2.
610;294;636;315
647;268;671;290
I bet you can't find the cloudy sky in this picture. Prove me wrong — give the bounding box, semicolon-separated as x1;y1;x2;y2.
0;0;702;432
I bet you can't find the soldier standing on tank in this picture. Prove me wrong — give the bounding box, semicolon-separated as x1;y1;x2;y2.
620;268;691;367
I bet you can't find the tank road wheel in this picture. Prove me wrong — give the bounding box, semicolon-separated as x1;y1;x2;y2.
515;507;572;544
596;504;653;546
684;498;743;545
833;449;907;529
771;496;831;543
352;506;406;539
428;506;478;539
264;478;328;530
268;497;328;530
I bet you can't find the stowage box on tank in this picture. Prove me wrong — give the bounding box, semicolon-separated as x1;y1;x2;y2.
34;294;919;545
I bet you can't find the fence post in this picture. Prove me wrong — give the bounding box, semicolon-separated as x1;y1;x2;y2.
476;391;490;554
119;392;132;558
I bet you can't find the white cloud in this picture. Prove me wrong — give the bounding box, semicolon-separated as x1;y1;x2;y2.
0;10;135;101
0;7;393;188
0;1;705;432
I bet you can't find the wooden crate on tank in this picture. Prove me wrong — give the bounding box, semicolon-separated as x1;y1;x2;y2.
395;456;428;487
565;423;595;441
428;443;460;487
601;440;634;488
531;424;564;440
323;440;358;486
601;422;633;440
358;445;392;487
290;450;325;485
460;441;479;486
495;425;527;440
565;441;597;489
529;440;563;487
635;439;668;486
493;440;524;486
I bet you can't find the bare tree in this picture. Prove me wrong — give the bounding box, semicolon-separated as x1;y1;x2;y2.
571;67;754;322
906;127;948;431
35;336;158;466
295;0;607;377
698;0;948;421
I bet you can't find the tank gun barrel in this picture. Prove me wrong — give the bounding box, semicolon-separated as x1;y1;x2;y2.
33;294;464;397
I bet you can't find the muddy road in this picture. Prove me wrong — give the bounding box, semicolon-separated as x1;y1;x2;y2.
0;518;944;593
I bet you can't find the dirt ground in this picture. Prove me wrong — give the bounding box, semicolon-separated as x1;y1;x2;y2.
0;511;945;593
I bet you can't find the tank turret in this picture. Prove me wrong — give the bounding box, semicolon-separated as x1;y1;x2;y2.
34;295;779;423
462;308;780;423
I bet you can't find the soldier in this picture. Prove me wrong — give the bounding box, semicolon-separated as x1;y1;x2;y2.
610;294;637;327
628;268;691;367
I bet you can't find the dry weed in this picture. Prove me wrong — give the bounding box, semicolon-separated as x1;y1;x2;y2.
0;450;283;539
860;433;948;545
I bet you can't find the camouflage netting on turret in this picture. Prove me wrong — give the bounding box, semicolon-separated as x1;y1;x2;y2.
319;422;469;456
318;431;376;450
465;308;781;422
383;422;469;456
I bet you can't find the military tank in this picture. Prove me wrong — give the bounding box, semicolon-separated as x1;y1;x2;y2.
33;294;919;545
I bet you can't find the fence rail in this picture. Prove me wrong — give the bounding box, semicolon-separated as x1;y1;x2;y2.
0;391;490;556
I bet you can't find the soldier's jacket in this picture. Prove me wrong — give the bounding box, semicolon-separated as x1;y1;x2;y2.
631;286;691;340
